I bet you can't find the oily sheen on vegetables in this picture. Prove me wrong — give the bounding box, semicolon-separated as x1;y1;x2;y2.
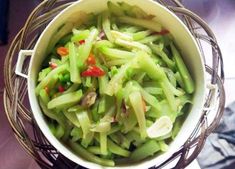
36;1;194;167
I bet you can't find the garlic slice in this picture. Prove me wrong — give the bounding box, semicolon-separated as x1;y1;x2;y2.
147;116;173;138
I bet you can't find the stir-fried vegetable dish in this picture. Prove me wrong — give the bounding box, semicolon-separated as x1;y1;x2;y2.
36;1;194;166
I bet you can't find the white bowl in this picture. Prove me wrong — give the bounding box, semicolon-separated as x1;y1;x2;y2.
17;0;206;168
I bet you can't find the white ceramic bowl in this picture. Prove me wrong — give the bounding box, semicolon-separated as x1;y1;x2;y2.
16;0;206;168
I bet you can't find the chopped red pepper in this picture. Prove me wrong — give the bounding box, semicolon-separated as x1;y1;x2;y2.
44;86;50;94
79;40;85;45
58;85;65;93
57;47;69;56
87;53;96;65
153;29;170;35
81;66;105;77
49;62;57;69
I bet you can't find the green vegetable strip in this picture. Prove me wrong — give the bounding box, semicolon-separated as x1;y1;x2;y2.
120;25;143;33
36;64;68;95
133;72;146;84
146;119;153;127
39;98;65;129
100;132;108;155
107;139;130;157
142;89;161;111
159;140;169;152
38;67;52;82
149;43;175;70
112;23;119;31
115;88;124;121
175;72;185;89
91;122;111;133
138;35;162;44
47;90;83;109
69;140;115;167
144;87;163;95
160;81;177;112
100;47;135;59
79;28;99;66
170;43;195;94
76;110;94;148
48;122;57;137
166;80;185;97
87;146;103;155
98;96;106;114
63;84;79;94
106;59;129;66
102;11;114;42
94;40;114;50
105;62;131;96
115;38;151;54
122;109;138;133
137;51;166;81
133;30;153;41
91;101;100;122
107;125;121;135
71;30;90;42
54;124;65;139
67;105;83;112
76;110;91;139
69;42;81;83
71;127;83;142
97;15;102;31
110;30;133;41
125;130;145;147
39;89;50;104
137;51;177;111
39;90;67;139
98;76;107;95
64;111;80;128
118;16;162;32
129;140;160;161
109;132;131;149
85;77;92;87
129;91;147;139
47;75;58;92
164;68;177;87
81;132;94;148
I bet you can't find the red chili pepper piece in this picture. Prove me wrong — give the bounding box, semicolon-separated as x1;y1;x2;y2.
58;85;65;93
49;62;57;69
79;40;85;45
153;29;170;35
81;66;105;77
57;47;69;56
87;53;96;65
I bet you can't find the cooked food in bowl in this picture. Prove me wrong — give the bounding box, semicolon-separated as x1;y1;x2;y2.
35;1;194;167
